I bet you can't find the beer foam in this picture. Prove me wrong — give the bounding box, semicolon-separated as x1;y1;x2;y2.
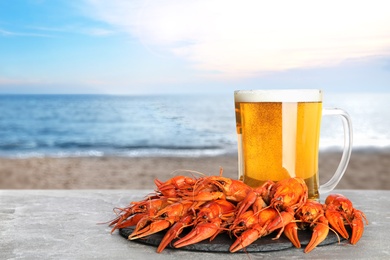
234;89;322;102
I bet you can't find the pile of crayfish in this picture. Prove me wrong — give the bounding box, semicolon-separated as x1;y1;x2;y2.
108;171;367;253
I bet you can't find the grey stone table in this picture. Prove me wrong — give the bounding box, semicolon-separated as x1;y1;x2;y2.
1;189;389;260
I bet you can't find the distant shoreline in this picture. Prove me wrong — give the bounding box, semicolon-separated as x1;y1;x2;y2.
1;150;389;191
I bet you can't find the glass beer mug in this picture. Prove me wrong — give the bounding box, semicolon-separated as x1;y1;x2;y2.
234;89;352;200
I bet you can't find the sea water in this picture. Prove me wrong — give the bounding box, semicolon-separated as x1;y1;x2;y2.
0;93;389;158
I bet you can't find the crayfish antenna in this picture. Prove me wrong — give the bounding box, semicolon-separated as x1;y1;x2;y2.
170;169;207;178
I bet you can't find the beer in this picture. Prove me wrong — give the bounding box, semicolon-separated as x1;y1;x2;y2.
235;90;323;199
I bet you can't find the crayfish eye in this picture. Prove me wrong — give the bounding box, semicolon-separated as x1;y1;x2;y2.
239;221;245;227
217;180;226;186
161;213;168;218
139;205;146;209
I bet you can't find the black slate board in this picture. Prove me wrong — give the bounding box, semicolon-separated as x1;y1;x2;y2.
120;226;343;253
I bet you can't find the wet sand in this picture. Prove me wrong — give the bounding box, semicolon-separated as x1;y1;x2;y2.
0;151;389;190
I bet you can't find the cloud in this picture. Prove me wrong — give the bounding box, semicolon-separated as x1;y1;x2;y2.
0;28;52;38
27;25;115;37
85;0;390;78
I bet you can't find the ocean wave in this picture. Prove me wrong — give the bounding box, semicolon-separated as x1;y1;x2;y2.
0;147;235;159
1;140;389;159
0;141;227;151
320;138;390;152
0;140;236;159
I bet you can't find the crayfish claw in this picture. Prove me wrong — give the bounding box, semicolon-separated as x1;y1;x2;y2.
129;219;171;240
283;222;301;249
157;214;194;253
173;222;220;248
325;210;350;240
267;208;295;235
304;216;329;253
350;210;368;245
229;224;266;253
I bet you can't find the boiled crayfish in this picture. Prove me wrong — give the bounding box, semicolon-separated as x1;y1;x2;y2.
108;171;367;253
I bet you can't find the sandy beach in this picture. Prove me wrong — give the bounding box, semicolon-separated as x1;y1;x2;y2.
0;151;389;190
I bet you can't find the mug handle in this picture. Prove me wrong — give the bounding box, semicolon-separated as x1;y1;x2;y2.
319;108;353;194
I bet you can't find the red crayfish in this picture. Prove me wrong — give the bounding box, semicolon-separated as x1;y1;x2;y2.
108;171;367;253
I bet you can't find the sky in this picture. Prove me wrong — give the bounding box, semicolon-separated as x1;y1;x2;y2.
0;0;389;95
